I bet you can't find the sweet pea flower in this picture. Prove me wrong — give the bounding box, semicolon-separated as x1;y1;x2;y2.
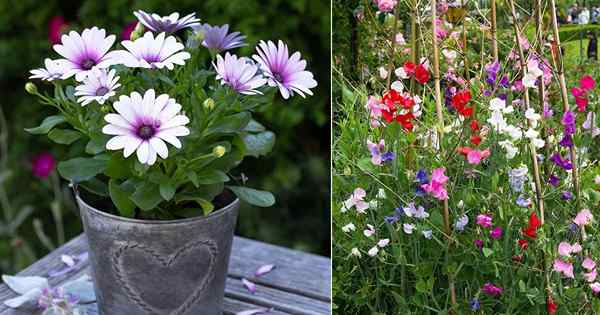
583;112;600;138
583;258;597;271
591;282;600;294
403;202;429;219
363;224;375;237
350;248;361;258
558;242;582;257
367;246;379;257
574;209;593;226
373;0;398;12
341;223;356;233
421;168;449;200
454;214;469;232
474;239;484;248
554;259;574;278
377;239;390;247
367;139;395;165
490;226;503;239
482;283;503;296
585;269;598;282
457;147;491;165
343;188;369;213
476;214;492;228
403;223;415;234
422;230;433;239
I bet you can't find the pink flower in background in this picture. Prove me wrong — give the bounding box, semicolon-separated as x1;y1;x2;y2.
373;0;397;12
121;21;137;40
490;226;503;239
580;75;596;90
48;16;68;45
343;188;369;213
421;167;449;200
476;214;493;228
558;242;582;257
553;259;574;278
457;147;491;165
31;153;56;178
574;209;593;226
482;283;503;296
584;269;597;282
592;282;600;294
583;257;597;271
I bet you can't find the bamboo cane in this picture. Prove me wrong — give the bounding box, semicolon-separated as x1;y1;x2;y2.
548;0;582;215
534;0;547;225
491;0;499;61
431;0;457;309
506;0;545;237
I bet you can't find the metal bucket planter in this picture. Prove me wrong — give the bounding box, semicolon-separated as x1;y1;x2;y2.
76;191;240;315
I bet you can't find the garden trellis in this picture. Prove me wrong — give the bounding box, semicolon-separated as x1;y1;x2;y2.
333;0;600;313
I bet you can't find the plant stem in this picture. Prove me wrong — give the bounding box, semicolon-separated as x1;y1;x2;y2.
461;0;470;80
548;0;582;216
431;0;457;309
387;5;401;89
491;0;499;61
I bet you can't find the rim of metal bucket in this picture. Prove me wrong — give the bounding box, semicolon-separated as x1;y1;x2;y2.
74;184;240;226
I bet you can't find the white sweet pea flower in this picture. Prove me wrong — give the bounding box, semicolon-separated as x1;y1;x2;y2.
342;223;356;233
363;224;375;237
378;66;389;79
351;248;362;258
377;238;390;247
395;67;409;79
368;246;379;257
376;188;387;199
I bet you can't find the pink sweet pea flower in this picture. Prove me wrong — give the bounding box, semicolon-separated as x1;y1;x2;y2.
583;257;597;271
591;282;600;294
48;16;68;45
373;0;398;12
457;147;491;165
553;259;574;278
580;75;596;91
421;168;449;200
574;209;593;226
585;269;598;283
343;188;369;213
482;283;503;296
558;242;582;257
490;226;503;239
31;153;56;178
476;214;493;228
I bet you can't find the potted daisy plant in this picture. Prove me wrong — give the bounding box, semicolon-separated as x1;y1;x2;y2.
26;9;317;315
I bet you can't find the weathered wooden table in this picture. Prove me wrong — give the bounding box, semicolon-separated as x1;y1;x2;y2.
0;235;331;315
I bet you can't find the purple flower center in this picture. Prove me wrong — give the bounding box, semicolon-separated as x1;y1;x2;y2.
137;124;156;140
81;59;96;70
273;72;284;83
95;87;109;96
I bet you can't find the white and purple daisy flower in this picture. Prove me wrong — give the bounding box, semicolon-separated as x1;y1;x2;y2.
114;32;191;70
102;89;190;165
53;27;120;81
133;10;200;33
213;53;267;95
74;68;121;106
29;59;68;81
198;24;247;53
253;40;317;99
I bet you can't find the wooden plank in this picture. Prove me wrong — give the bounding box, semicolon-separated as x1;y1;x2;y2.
229;237;331;301
0;235;331;315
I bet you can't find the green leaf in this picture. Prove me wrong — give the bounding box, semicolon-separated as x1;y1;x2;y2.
206;112;251;135
159;182;176;201
227;186;275;207
85;135;108;155
57;158;107;182
79;178;108;197
105;154;132;179
109;180;136;217
130;182;163;211
48;129;81;145
242;131;275;157
194;170;229;185
24;115;65;134
482;247;494;257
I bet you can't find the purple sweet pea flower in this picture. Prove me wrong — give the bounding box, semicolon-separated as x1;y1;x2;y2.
474;239;484;248
133;10;200;33
253;40;317;99
470;298;480;311
562;111;576;135
482;283;503;296
367;139;394;165
559;134;573;148
561;191;573;200
548;174;560;187
543;103;554;118
550;152;573;170
516;195;532;208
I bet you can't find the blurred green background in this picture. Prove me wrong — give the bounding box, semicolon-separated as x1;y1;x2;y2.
0;0;330;274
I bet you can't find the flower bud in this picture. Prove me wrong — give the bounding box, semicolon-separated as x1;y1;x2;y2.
203;98;215;111
130;22;144;41
100;105;111;113
25;82;38;95
213;145;226;157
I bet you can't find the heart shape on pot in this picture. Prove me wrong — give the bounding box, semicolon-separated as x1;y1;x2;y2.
112;239;218;315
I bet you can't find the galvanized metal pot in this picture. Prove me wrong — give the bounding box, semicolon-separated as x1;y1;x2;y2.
76;191;240;315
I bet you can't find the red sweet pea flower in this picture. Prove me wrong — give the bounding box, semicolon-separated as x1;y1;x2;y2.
415;64;430;84
547;296;557;314
452;90;473;117
381;90;416;130
576;97;588;112
470;135;482;145
522;211;541;239
580;75;596;91
470;120;480;131
403;62;416;75
518;239;529;250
